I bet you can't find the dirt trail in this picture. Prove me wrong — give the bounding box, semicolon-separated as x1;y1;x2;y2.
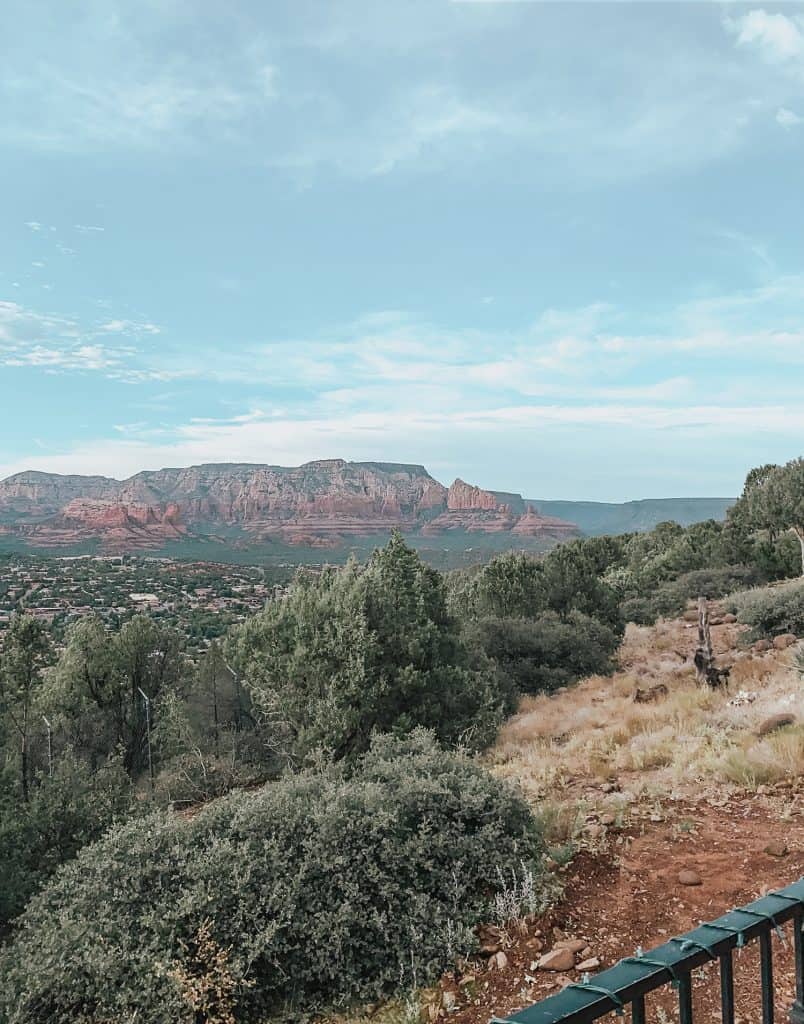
441;789;803;1024
438;608;803;1024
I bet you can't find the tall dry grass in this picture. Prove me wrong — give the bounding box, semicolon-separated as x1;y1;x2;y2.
490;619;803;803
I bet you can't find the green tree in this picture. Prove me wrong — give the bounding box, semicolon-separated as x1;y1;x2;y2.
228;533;503;762
731;458;804;574
0;615;52;802
45;615;183;779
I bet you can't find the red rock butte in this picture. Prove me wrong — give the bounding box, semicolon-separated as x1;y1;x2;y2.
0;461;579;552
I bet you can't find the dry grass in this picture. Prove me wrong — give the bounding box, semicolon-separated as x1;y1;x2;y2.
490;616;803;807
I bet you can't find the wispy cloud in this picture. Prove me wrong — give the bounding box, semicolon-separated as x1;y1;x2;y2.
776;106;803;128
726;9;804;63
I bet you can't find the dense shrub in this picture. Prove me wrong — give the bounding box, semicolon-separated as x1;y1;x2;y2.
625;566;766;624
465;611;620;695
0;731;546;1024
726;580;804;639
228;534;504;762
0;753;131;933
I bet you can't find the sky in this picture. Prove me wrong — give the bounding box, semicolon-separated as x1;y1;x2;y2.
1;1;803;502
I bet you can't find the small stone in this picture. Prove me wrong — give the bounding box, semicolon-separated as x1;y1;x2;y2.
442;991;457;1011
584;824;603;839
490;951;509;971
537;948;576;972
599;812;617;826
773;633;798;650
678;869;702;886
554;939;588;953
753;639;772;653
757;713;796;737
576;957;602;972
555;974;574;989
764;841;789;858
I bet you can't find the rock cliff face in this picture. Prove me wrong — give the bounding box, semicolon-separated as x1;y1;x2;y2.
422;481;577;539
0;461;577;552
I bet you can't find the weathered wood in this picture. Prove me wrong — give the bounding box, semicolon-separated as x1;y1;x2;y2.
694;596;713;684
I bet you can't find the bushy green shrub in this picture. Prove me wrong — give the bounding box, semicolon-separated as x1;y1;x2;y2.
0;753;132;933
0;731;546;1024
627;566;766;624
726;580;804;639
465;611;620;695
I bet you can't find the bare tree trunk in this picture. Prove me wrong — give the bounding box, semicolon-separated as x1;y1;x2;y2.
20;711;29;803
694;596;714;685
793;526;804;577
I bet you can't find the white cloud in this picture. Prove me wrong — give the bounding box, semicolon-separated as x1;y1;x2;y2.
99;319;161;335
25;221;42;231
776;106;803;128
1;400;800;483
74;223;105;233
727;9;804;62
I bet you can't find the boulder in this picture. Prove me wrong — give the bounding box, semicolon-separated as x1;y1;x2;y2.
757;713;796;737
678;869;702;887
773;633;798;650
554;939;587;953
576;957;602;972
764;841;789;858
490;951;509;971
537;948;576;972
752;639;772;653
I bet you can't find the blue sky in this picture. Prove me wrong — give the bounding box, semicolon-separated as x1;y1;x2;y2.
1;1;803;501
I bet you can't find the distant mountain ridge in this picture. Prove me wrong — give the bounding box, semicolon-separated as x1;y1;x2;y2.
524;497;735;536
0;461;734;558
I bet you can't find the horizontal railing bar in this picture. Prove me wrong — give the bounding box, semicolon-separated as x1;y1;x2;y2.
497;878;804;1024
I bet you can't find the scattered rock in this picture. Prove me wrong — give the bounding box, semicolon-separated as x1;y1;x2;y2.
683;608;699;622
576;957;602;972
634;684;669;704
554;974;574;990
710;616;724;626
554;939;587;953
764;841;789;858
442;991;457;1012
752;639;772;653
774;633;798;650
537;948;576;972
723;613;737;623
600;782;619;793
584;823;603;839
490;951;509;971
599;812;617;826
757;713;796;737
678;869;702;886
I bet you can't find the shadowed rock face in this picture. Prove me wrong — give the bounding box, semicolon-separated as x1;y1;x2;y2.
0;461;578;551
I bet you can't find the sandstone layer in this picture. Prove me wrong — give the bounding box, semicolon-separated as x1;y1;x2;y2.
0;461;578;552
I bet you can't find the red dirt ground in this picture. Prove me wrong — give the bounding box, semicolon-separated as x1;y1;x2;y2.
436;788;804;1024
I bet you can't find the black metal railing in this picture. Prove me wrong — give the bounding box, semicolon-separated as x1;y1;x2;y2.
492;877;804;1024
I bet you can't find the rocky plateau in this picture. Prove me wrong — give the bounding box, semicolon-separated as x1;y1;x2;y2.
0;460;579;553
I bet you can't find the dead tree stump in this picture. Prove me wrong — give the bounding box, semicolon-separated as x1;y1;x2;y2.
693;596;730;687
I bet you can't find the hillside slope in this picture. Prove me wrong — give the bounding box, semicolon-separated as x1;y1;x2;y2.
528;496;735;535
